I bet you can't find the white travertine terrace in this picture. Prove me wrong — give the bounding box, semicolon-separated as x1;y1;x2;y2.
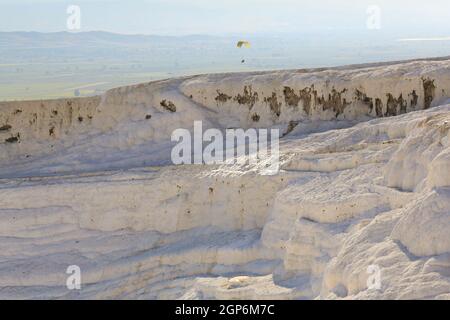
0;58;449;299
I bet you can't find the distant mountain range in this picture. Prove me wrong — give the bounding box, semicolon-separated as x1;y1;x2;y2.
0;31;224;48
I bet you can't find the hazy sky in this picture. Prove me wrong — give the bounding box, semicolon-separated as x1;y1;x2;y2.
1;0;449;36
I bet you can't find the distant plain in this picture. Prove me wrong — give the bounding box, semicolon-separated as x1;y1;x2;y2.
2;31;450;101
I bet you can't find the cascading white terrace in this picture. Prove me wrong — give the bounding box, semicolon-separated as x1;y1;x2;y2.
0;58;449;299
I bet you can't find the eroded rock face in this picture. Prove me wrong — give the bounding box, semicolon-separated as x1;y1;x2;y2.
283;86;301;108
410;90;419;107
423;77;436;109
283;86;314;115
215;90;232;104
264;92;282;117
182;59;449;129
233;85;259;109
385;93;407;116
0;124;12;131
251;113;260;122
160;99;177;112
317;88;350;116
0;97;100;151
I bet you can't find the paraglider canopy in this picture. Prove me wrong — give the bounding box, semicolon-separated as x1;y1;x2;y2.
236;41;251;48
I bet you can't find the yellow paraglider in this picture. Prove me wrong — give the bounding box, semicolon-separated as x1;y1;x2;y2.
236;40;251;48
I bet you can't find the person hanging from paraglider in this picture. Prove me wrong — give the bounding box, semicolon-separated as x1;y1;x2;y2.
237;40;250;64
